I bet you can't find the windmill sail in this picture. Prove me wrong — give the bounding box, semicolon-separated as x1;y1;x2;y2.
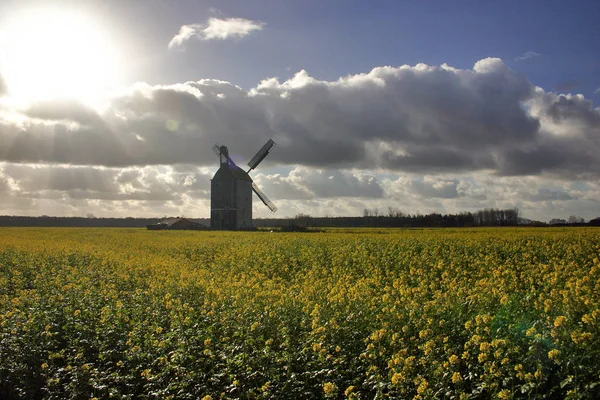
213;143;232;165
247;139;276;171
252;182;277;213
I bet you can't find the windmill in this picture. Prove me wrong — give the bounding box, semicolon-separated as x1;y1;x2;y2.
210;139;277;230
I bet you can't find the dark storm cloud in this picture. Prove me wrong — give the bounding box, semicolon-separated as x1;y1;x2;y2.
0;58;599;179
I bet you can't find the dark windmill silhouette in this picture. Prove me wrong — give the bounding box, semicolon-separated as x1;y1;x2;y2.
210;139;277;230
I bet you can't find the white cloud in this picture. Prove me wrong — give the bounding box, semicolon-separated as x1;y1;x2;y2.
168;17;265;48
168;24;203;49
515;51;541;61
203;17;265;40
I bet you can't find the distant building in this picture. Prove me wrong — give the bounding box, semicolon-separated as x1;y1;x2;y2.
210;156;253;230
210;141;277;230
147;218;208;230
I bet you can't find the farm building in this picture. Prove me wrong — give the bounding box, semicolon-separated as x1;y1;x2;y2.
147;218;208;230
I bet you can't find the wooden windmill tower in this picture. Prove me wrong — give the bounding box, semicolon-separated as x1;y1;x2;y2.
210;139;277;230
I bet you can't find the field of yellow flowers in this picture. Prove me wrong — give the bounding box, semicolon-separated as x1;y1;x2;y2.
1;227;599;399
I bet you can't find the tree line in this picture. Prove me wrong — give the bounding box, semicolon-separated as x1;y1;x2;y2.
0;216;163;227
1;210;597;229
254;208;522;229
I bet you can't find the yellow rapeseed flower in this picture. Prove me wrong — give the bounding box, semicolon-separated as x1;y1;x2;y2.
554;316;566;327
323;382;337;397
451;372;462;383
391;372;404;385
548;349;560;360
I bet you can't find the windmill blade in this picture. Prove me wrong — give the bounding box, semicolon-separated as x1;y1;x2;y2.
252;182;277;213
212;143;221;156
247;139;276;171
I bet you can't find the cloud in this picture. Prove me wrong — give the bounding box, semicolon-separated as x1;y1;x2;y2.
0;163;212;202
168;24;202;49
515;51;541;61
254;167;384;200
1;58;599;180
0;58;600;221
409;177;461;199
168;17;265;48
202;17;265;40
0;162;599;221
521;188;574;202
0;73;5;95
24;99;105;126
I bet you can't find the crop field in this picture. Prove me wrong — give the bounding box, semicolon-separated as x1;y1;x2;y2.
1;227;599;399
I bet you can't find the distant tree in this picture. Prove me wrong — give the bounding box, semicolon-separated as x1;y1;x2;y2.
505;208;519;226
457;212;475;227
588;217;600;226
388;207;405;218
294;213;312;228
86;213;96;219
568;215;585;224
549;219;568;225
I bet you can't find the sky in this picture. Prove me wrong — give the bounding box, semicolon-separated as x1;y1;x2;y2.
0;0;599;221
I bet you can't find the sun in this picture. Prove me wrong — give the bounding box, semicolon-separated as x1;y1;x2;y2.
0;7;122;105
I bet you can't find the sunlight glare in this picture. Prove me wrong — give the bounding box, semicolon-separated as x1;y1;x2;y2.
0;8;122;105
